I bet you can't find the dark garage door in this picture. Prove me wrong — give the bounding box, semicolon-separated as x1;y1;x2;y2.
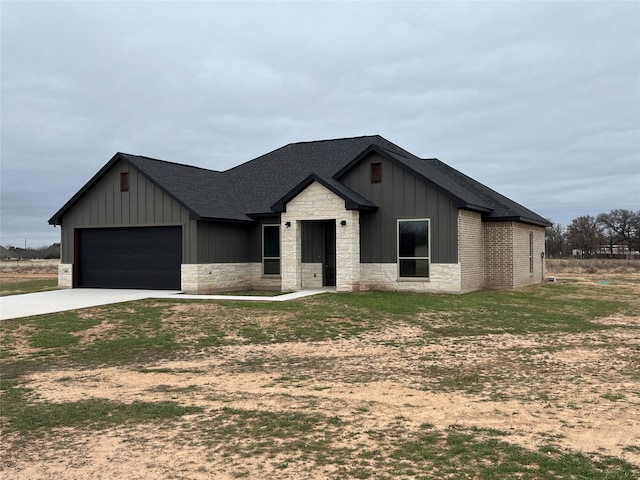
77;227;181;289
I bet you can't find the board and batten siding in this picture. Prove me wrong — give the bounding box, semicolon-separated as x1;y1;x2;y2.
196;221;253;263
59;160;196;263
340;152;459;264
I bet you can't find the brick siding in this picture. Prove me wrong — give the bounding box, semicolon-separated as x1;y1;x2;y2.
458;210;484;292
483;221;546;289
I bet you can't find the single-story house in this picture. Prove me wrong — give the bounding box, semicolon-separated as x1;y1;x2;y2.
49;135;551;293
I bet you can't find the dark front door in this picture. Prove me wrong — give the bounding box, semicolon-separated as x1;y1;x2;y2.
323;221;336;287
77;226;181;289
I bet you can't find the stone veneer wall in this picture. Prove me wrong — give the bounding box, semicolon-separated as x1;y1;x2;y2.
250;263;282;291
458;210;484;292
58;264;73;288
359;263;461;293
281;182;360;292
301;263;323;289
181;263;251;293
181;263;281;293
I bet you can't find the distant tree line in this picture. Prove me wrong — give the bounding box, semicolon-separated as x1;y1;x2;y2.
1;243;60;260
546;209;640;259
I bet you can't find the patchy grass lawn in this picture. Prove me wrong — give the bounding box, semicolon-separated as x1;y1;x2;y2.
0;278;58;297
1;275;639;479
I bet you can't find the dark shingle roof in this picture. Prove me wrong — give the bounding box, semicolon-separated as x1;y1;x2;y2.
223;135;415;215
49;135;551;227
122;154;253;222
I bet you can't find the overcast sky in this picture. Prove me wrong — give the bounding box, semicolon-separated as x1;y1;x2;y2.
1;1;639;248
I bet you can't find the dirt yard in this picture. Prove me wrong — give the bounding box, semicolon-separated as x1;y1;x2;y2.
1;266;639;479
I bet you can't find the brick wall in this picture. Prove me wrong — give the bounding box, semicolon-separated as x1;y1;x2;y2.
484;221;546;289
512;223;546;287
458;210;484;292
484;221;514;288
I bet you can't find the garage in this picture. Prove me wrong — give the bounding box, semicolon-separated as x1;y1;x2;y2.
76;226;182;289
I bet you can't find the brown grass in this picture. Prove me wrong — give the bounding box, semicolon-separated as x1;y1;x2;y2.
547;258;640;274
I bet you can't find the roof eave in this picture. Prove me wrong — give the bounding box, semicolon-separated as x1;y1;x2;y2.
484;215;552;228
48;152;125;225
199;216;255;224
459;204;493;214
348;203;378;212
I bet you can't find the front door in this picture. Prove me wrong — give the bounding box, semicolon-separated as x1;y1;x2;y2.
323;221;336;287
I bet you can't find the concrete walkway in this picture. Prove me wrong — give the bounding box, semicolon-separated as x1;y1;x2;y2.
0;288;332;321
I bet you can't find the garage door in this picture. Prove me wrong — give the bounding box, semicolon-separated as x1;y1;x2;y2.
77;227;181;289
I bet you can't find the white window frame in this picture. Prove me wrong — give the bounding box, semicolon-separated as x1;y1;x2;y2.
397;218;431;279
262;224;281;276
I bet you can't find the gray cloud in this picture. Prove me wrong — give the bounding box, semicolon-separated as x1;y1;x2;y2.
1;1;638;247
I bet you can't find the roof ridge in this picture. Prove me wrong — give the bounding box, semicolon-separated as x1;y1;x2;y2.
285;134;382;146
120;152;221;173
378;146;416;160
223;135;385;175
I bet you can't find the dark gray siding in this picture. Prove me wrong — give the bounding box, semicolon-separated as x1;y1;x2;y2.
340;153;458;263
196;221;252;263
59;160;196;263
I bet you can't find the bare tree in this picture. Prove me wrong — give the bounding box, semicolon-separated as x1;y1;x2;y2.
596;209;639;258
631;212;640;253
565;215;603;258
545;223;566;258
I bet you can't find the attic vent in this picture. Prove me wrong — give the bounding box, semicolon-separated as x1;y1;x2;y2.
371;163;382;184
120;172;130;192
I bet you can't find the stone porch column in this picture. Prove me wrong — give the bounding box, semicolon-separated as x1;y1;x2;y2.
336;210;360;292
280;219;301;291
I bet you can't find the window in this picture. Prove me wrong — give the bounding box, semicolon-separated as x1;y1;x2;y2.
370;162;382;184
263;225;280;275
529;232;534;274
398;219;430;278
120;172;130;192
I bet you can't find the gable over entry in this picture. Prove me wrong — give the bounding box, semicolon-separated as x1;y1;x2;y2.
278;180;363;292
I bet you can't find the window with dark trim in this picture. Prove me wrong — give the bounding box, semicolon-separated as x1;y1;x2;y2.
529;232;534;273
370;163;382;184
398;219;430;278
263;225;281;275
120;172;130;192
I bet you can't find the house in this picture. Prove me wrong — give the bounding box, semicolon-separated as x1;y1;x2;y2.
48;135;551;293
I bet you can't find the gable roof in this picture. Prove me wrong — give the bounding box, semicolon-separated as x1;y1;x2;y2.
48;153;254;225
271;174;378;213
49;135;551;227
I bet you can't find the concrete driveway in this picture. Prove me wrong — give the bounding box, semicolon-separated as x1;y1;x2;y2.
0;288;330;321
